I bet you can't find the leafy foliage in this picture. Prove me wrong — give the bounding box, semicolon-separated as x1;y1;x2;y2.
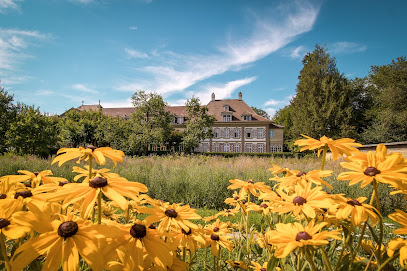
251;106;270;119
0;85;17;153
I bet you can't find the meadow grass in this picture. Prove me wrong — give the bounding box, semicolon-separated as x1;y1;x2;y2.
0;152;405;214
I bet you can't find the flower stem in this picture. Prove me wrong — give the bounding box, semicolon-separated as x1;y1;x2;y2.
320;247;333;271
97;190;102;224
304;249;317;271
321;145;328;171
88;156;93;182
349;221;368;270
0;233;11;271
377;251;399;271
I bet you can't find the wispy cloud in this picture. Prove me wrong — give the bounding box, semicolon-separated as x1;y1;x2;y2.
118;1;320;96
289;45;306;59
330;41;367;54
72;83;99;94
102;98;133;108
124;48;148;59
34;89;54;96
0;0;22;13
263;95;293;118
129;26;138;30
68;0;95;4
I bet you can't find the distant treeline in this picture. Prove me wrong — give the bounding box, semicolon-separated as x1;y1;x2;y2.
273;44;407;151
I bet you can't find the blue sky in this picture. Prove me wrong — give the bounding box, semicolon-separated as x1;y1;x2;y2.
1;0;406;116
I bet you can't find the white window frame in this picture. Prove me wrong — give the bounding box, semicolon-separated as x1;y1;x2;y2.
243;115;252;121
257;128;264;138
224;143;230;153
246;143;252;153
177;117;184;124
246;128;252;138
222;114;232;122
269;130;274;138
258;143;264;153
234;144;240;152
233;128;239;138
224;105;230;111
214;128;220;138
224;128;230;138
214;144;219;152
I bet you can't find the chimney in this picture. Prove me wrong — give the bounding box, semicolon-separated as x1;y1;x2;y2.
238;92;242;100
211;93;215;102
82;101;84;105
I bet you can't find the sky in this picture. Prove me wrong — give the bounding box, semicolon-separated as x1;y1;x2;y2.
0;0;406;116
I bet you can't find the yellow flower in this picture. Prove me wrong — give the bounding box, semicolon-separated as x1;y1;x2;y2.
225;260;248;269
0;170;62;188
227;179;270;197
268;164;292;176
294;134;362;160
267;221;341;258
272;170;333;190
72;166;120;183
389;209;407;234
335;197;379;226
51;145;125;166
47;176;148;218
337;144;407;188
250;261;269;271
0;206;30;239
11;214;107;271
140;202;201;232
204;228;233;256
273;182;333;219
388;238;407;268
114;219;173;271
170;226;206;253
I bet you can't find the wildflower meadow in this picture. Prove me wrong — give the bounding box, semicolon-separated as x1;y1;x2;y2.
1;135;407;270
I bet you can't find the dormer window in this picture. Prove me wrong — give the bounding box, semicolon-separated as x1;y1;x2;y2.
243;115;252;121
222;113;232;122
223;105;230;111
176;116;184;124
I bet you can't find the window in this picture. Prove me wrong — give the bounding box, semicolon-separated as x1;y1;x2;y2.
222;114;232;122
224;105;230;111
258;144;264;153
246;143;252;153
224;143;230;152
234;128;239;138
224;128;230;138
203;144;208;153
214;128;220;138
214;144;219;152
234;144;240;152
177;117;184;124
243;115;252;121
269;130;274;138
257;128;264;138
246;128;252;138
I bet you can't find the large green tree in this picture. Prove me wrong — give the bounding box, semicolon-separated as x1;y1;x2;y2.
6;104;59;156
182;97;215;153
251;106;270;120
0;85;17;153
288;44;356;142
361;56;407;143
129;91;174;155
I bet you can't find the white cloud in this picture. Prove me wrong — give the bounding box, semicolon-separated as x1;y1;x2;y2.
102;98;133;108
330;42;367;54
34;89;54;96
72;83;99;94
289;45;306;59
69;0;95;4
265;108;277;118
264;98;285;106
124;48;148;59
129;26;138;30
263;95;293;118
118;1;320;96
0;0;21;13
189;77;257;104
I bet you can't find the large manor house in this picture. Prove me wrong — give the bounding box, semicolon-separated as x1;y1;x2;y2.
72;92;284;153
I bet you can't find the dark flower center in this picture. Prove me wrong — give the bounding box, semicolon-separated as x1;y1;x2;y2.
247;180;254;184
87;145;97;151
165;208;178;218
241;200;247;204
182;228;192;235
130;224;147;239
226;209;231;213
296;231;312;241
213;227;220;232
261;269;266;271
297;171;306;177
234;196;239;200
234;262;240;266
347;199;362;206
293;196;307;205
33;172;39;176
14;190;33;199
260;203;268;208
58;221;79;239
0;194;7;199
24;182;31;188
148;224;156;229
211;233;220;241
364;167;381;177
0;218;10;229
89;177;108;188
321;208;328;212
59;181;69;186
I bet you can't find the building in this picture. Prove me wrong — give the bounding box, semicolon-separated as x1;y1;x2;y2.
68;92;284;153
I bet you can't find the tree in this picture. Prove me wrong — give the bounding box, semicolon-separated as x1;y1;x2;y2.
182;97;215;153
129;91;174;155
288;44;356;143
361;57;407;143
0;84;17;153
6;104;59;156
95;116;134;154
251;106;270;120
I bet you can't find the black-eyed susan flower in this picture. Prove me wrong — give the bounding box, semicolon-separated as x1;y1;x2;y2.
266;221;341;258
204;228;233;256
114;219;173;271
225;260;248;269
140;202;201;232
47;176;148;218
227;179;269;197
335;197;379;227
0;170;60;188
388;238;407;268
0;206;30;240
337;144;407;188
273;182;333;219
72;166;120;183
294;134;362;161
272;170;333;190
389;209;407;234
170;226;206;253
10;214;107;271
250;261;269;271
52;146;125;167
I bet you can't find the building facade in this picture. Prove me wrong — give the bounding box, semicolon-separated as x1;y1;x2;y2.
69;92;284;153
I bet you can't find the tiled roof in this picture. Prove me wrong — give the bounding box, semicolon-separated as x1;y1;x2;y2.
164;106;188;116
102;107;135;117
206;99;271;122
